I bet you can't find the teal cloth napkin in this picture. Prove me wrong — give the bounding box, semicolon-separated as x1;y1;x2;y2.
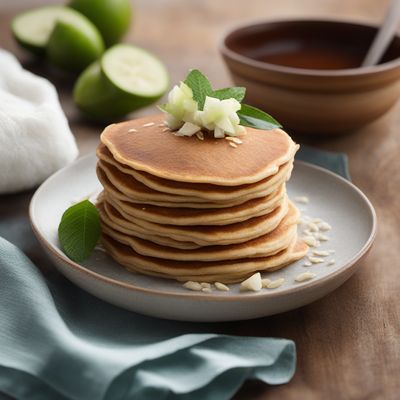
0;238;295;400
0;146;348;400
296;145;350;180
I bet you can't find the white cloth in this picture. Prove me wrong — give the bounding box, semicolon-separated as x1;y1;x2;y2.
0;49;78;194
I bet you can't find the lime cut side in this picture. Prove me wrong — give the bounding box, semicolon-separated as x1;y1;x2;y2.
12;6;93;54
74;45;169;121
101;44;169;98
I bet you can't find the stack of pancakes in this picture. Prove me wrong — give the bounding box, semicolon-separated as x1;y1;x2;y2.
96;114;308;283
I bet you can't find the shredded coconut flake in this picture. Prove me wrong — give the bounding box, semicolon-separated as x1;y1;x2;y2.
319;222;332;231
295;196;309;204
225;137;242;144
316;233;329;241
307;222;319;232
196;131;204;141
312;250;330;257
295;272;316;282
215;282;230;292
183;281;202;291
267;278;285;289
304;236;318;247
128;128;137;132
261;278;271;288
308;256;324;264
142;122;155;127
327;259;336;266
229;142;238;148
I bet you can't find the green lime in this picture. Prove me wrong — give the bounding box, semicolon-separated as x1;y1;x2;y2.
11;6;85;55
73;61;132;120
73;44;169;121
47;13;104;72
69;0;132;47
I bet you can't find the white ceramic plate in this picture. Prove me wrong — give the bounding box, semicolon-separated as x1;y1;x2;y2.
30;154;376;322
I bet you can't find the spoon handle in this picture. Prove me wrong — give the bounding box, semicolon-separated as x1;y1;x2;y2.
362;0;400;67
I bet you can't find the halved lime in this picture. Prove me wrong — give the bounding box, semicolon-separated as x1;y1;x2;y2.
47;16;104;72
73;44;169;120
11;6;96;55
73;61;132;120
69;0;132;47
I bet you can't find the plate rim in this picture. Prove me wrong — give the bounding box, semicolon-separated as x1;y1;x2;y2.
29;153;377;302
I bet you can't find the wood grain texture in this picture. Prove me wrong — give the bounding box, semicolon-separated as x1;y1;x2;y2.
0;0;399;399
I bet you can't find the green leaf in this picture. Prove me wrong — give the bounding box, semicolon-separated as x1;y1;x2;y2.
213;87;246;102
238;104;282;130
58;200;101;263
184;69;213;110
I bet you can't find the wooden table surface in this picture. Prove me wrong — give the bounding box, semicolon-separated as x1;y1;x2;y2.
1;1;399;399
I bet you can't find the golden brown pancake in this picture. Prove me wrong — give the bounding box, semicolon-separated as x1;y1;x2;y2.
101;235;308;283
96;114;307;283
102;184;286;226
101;196;289;246
97;144;293;201
100;202;299;261
98;202;202;249
97;166;281;209
97;160;291;205
100;114;298;185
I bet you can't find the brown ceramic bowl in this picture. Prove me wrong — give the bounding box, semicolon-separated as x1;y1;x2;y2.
220;19;400;135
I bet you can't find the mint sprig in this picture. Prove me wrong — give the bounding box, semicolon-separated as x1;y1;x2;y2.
238;104;282;130
213;87;246;102
184;70;213;110
183;69;281;130
58;199;101;263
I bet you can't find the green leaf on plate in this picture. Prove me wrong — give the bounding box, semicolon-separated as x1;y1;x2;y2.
58;199;101;263
238;104;282;130
184;69;213;110
213;87;246;102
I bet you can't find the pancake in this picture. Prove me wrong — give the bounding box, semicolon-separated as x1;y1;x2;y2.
96;114;307;283
101;196;290;246
102;184;286;226
97;160;291;205
98;202;202;250
101;235;308;283
97;143;293;201
100;201;299;261
100;114;299;185
97;167;281;209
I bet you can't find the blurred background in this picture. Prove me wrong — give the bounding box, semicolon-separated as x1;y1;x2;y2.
0;0;393;144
